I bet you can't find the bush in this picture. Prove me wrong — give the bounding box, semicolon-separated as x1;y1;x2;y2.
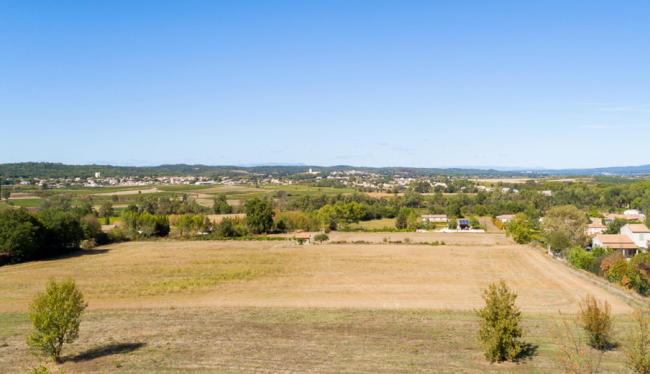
606;258;628;283
107;227;127;243
625;306;650;374
314;233;329;243
24;366;63;374
26;278;88;362
578;294;613;350
476;280;523;362
600;251;625;274
569;247;595;270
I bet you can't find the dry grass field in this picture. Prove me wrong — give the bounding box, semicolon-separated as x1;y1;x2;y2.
273;231;512;245
0;237;637;373
0;239;630;314
0;308;634;374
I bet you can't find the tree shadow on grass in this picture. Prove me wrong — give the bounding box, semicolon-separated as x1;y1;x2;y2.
513;342;539;362
65;342;146;363
40;249;110;263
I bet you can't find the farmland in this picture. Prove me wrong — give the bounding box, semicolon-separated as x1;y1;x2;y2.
0;236;638;373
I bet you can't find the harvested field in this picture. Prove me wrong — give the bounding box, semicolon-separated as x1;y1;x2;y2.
0;240;631;315
92;188;160;196
273;231;512;245
206;213;246;222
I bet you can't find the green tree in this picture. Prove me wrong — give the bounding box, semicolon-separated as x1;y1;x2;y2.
446;202;462;218
245;198;275;234
505;213;531;244
476;280;523;362
395;210;408;229
26;277;88;362
547;230;571;252
314;233;329;243
543;205;589;248
0;208;48;263
212;194;232;214
37;209;84;250
98;202;114;218
1;188;10;200
403;190;424;208
407;210;420;230
473;204;487;216
605;217;628;234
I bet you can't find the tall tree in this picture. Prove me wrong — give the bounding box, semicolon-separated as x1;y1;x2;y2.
245;198;274;234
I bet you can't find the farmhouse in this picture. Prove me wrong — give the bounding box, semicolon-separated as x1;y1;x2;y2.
592;234;638;258
496;214;515;223
295;233;311;244
422;214;448;223
585;217;606;236
620;224;650;249
541;190;552;196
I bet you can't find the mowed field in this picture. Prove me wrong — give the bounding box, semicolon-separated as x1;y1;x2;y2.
0;239;630;314
0;236;637;373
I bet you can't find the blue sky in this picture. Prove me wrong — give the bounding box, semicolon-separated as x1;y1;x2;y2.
1;1;649;169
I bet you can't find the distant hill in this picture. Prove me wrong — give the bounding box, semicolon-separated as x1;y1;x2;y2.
1;162;650;179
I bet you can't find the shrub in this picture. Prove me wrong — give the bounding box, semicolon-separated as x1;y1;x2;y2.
591;246;610;257
578;294;613;350
24;366;63;374
314;233;329;243
600;251;625;274
568;247;595;270
403;237;411;244
476;280;523;362
606;259;628;283
550;315;604;374
625;306;650;374
26;278;88;362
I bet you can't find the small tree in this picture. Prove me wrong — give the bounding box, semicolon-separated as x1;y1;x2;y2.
550;313;604;374
578;295;613;350
395;211;407;230
26;277;88;362
1;188;10;200
314;233;329;243
625;306;650;374
476;280;523;362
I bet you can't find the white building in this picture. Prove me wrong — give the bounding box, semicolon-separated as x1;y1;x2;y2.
620;223;650;249
625;209;643;215
496;214;515;223
592;234;638;258
585;217;607;236
95;172;101;178
541;190;552;196
422;214;448;222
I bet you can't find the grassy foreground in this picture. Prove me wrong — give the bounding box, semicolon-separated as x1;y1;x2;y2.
0;308;632;374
